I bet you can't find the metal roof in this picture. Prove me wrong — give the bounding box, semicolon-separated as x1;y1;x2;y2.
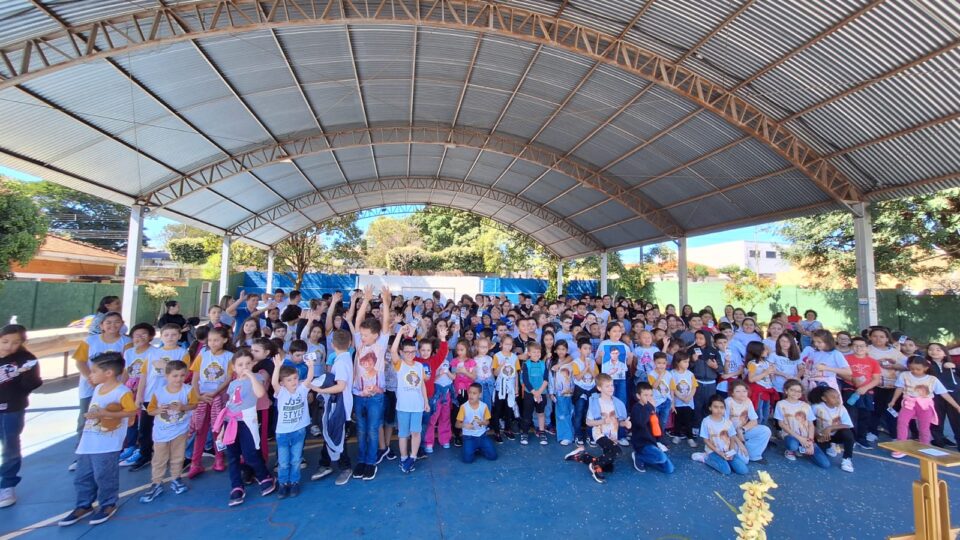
0;0;956;259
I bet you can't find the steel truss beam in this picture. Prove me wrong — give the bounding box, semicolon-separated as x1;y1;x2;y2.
2;0;861;205
230;176;603;257
139;125;683;237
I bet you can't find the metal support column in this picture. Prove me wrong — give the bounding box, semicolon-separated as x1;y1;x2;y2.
220;235;232;300
677;237;689;307
600;252;608;296
853;202;878;329
266;249;275;297
121;205;144;325
557;262;564;296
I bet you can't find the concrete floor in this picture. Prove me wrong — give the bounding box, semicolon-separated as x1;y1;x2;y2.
3;374;959;540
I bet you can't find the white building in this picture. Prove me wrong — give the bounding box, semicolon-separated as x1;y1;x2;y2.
687;240;791;276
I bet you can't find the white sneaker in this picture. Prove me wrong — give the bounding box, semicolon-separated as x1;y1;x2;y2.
617;438;630;447
841;458;854;473
559;439;571;446
0;487;15;508
691;452;706;463
671;436;681;445
865;432;878;443
826;445;838;458
687;438;697;448
68;461;77;472
784;450;797;461
656;442;669;452
692;428;699;437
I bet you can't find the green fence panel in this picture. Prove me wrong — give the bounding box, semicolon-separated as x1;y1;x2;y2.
0;282;39;327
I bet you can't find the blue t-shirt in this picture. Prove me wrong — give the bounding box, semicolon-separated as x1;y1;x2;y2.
283;359;309;381
522;360;547;392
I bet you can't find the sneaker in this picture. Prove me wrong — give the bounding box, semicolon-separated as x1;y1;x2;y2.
687;438;697;448
385;448;398;460
408;457;418;472
494;433;504;444
574;437;584;446
453;437;463;448
424;445;434;454
891;451;906;459
119;446;136;462
504;431;516;441
564;447;586;461
538;432;548;445
170;479;188;495
826;445;838;458
590;464;606;484
228;488;245;507
128;455;151;472
335;469;352;486
691;452;706;463
619;438;630;447
559;439;572;446
692;428;699;437
631;451;646;472
88;505;117;525
259;477;276;496
855;439;874;450
784;450;797;461
671;436;681;445
865;432;879;443
376;447;390;464
58;507;93;526
309;424;322;437
277;484;289;500
656;442;669;453
311;466;333;481
68;460;78;472
441;443;451;449
119;449;142;467
416;453;428;461
300;458;308;469
841;458;854;473
138;483;163;503
587;438;597;448
352;464;366;479
520;435;529;445
289;483;300;497
363;465;377;481
0;487;15;508
400;458;411;474
544;426;557;435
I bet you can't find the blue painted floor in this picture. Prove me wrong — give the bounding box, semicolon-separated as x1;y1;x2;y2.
4;377;960;540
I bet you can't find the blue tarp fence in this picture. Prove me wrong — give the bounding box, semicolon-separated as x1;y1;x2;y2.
480;278;597;303
239;272;358;300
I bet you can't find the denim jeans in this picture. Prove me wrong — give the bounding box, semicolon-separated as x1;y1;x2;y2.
276;428;306;484
0;411;25;488
479;379;495;410
784;435;830;468
756;398;771;426
75;451;121;508
461;435;497;463
573;388;594;440
743;425;772;461
654;400;671;442
633;443;675;473
355;393;385;465
705;452;749;475
554;395;574;442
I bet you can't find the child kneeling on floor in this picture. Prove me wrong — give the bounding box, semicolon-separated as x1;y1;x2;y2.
564;374;631;483
629;382;674;473
457;383;497;463
140;360;197;503
59;352;137;527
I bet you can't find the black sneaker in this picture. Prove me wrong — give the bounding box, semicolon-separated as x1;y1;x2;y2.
504;431;516;441
538;432;548;445
494;432;503;444
855;439;874;450
289;482;300;498
520;434;529;445
128;457;151;472
631;451;646;472
375;447;390;464
453;436;463;448
311;466;333;481
352;464;366;479
574;437;584;446
564;447;586;461
88;505;117;525
58;507;93;526
228;488;245;507
277;484;289;500
363;465;377;481
259;477;277;497
544;426;556;435
590;463;606;484
385;448;398;460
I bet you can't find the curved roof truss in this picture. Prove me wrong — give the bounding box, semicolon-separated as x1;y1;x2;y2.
232;176;603;258
0;0;863;208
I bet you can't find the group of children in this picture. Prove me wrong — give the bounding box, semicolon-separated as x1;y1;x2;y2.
1;289;958;523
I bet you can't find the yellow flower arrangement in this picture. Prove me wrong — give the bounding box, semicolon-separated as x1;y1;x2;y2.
716;471;778;540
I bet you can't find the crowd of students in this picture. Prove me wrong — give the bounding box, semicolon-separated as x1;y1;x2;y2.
0;287;958;526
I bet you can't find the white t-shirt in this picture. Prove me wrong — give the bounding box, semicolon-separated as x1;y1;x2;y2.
647;370;673;407
77;384;134;455
671;369;696;409
275;385;311;434
74;335;131;399
725;397;758;430
395;361;426;412
474;354;494;382
592;398;618;442
353;333;388;396
774;399;816;440
700;416;737;456
150;384;195;442
896;372;948;398
457;401;490;437
812;402;853;437
143;347;189;402
332;352;354;417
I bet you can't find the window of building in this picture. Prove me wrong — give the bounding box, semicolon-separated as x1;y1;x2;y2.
748;250;758;258
765;251;777;259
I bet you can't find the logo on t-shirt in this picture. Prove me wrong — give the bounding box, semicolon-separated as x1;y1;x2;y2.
404;370;421;388
203;362;224;382
159;401;185;424
501;364;515;377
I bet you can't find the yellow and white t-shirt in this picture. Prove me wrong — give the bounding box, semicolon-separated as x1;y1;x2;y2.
648;370;673;407
670;369;698;408
457;401;491;437
190;349;232;395
572;358;597;391
147;383;197;442
73;335;131;399
77;383;136;454
143;347;189;402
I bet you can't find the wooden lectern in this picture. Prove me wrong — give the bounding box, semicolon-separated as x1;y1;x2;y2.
880;440;960;540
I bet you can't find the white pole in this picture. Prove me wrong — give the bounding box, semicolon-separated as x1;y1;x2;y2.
219;235;232;301
853;202;878;329
557;262;564;296
266;248;275;297
678;237;688;307
121;205;144;325
600;252;608;296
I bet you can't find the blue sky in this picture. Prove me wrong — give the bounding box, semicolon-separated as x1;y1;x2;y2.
3;164;783;253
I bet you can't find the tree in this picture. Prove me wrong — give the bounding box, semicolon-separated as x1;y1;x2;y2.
168;238;214;265
410;208;482;251
646;244;677;280
778;189;960;285
273;214;364;287
0;180;47;280
157;223;215;248
21;181;144;251
365;216;421;268
720;265;780;313
690;264;710;282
